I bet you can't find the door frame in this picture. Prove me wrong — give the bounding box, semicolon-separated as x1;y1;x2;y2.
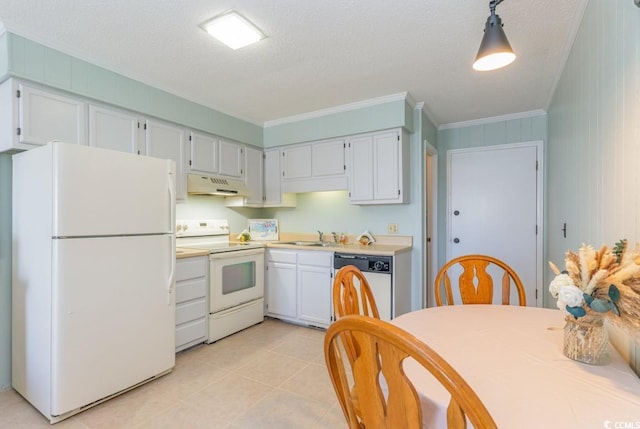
424;140;438;308
445;141;544;306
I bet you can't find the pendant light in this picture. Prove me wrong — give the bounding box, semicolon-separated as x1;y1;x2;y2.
473;0;516;71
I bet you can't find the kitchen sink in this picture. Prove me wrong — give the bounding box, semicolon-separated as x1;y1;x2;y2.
280;241;339;247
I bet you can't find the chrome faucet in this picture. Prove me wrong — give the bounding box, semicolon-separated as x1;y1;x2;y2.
317;230;324;242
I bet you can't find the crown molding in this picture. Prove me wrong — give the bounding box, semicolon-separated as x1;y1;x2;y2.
264;92;410;127
438;109;547;130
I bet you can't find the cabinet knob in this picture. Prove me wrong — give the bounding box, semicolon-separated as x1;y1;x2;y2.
453;238;460;244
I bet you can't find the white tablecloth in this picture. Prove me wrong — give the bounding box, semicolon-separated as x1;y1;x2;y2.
391;305;640;429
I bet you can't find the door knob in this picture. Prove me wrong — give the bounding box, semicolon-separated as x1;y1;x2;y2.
453;238;460;243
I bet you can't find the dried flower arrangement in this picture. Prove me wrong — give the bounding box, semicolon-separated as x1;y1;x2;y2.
549;239;640;340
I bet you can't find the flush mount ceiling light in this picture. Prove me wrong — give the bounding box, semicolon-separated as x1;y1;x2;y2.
473;0;516;71
201;11;266;50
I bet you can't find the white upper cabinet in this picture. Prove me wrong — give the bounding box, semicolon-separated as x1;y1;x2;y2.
263;148;297;207
281;139;347;193
189;131;218;175
227;147;296;208
218;139;244;178
0;80;86;152
145;119;186;201
243;145;264;206
312;139;346;177
88;104;141;154
347;129;408;205
282;145;312;180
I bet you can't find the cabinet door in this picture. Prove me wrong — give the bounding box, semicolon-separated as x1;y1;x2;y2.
145;119;186;201
219;139;244;178
348;135;374;202
297;264;332;327
18;84;86;146
282;145;312;180
312;139;345;177
89;105;140;154
189;132;218;174
373;131;400;201
263;149;297;207
244;146;264;205
266;262;297;318
264;149;282;206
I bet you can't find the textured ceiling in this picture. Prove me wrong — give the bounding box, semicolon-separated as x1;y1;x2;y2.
0;0;588;127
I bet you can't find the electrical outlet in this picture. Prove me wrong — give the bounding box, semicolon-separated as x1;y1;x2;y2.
388;223;399;234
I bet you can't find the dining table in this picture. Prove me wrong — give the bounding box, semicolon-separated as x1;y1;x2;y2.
391;305;640;429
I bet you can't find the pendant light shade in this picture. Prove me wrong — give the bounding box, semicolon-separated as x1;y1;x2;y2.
473;1;515;71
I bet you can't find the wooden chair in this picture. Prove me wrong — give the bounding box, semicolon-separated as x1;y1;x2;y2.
435;254;526;306
324;315;498;429
333;265;380;320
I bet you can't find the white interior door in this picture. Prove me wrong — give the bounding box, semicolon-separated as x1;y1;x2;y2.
447;142;541;306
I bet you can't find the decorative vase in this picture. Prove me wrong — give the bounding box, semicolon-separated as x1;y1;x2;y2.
563;315;609;365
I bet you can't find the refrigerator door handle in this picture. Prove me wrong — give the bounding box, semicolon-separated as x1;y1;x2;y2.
167;162;176;233
167;234;176;305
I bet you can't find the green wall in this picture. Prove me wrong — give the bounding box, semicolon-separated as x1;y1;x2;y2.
0;154;11;388
263;98;414;147
547;0;639;371
4;33;262;146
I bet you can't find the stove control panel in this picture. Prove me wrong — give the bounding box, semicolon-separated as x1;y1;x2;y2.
176;219;229;237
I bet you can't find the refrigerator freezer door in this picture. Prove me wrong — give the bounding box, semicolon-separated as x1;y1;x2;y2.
52;142;175;237
50;235;175;415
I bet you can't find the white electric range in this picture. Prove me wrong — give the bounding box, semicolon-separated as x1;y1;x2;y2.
176;219;265;342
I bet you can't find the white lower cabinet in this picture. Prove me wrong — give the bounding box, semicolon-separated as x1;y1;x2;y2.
175;256;208;352
265;249;333;328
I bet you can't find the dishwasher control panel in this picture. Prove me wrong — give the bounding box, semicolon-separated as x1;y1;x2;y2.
334;253;392;274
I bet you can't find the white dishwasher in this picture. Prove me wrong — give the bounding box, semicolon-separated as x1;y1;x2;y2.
333;253;393;321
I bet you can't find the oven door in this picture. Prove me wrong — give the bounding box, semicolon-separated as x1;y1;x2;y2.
209;248;264;313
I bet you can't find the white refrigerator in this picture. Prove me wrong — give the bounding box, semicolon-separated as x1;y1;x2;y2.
12;142;176;423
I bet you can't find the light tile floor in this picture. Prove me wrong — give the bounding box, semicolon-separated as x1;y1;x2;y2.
0;318;347;428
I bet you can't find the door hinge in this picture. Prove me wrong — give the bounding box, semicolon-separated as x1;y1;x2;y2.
535;289;538;300
189;160;192;166
137;150;141;155
282;171;285;176
16;90;20;98
343;165;346;171
535;160;538;171
397;135;400;141
144;123;147;130
16;127;21;136
189;135;192;141
398;189;401;196
535;225;538;235
343;142;346;148
137;122;140;129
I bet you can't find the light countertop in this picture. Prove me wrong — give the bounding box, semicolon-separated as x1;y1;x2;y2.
177;233;412;259
175;248;210;259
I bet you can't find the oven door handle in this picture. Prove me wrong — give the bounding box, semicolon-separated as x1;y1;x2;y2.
209;247;264;260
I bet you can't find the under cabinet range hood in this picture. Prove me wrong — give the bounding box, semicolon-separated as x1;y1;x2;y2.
187;174;251;197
